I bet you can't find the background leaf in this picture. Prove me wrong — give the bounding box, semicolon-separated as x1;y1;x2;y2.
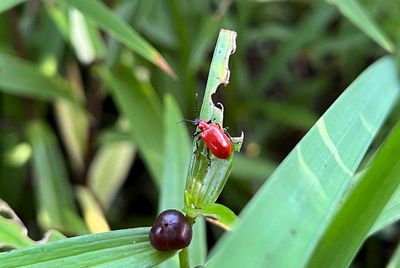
0;0;26;13
76;186;110;234
0;52;72;101
62;0;175;77
27;121;88;235
88;131;136;211
327;0;394;52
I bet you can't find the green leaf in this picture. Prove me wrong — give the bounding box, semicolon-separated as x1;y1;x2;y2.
254;4;335;93
160;94;207;268
76;186;110;234
0;199;65;249
0;199;34;249
184;203;237;231
88;128;136;210
97;65;163;185
54;65;88;173
0;228;175;267
207;56;399;267
27;121;88;235
160;94;191;212
0;0;26;13
68;8;105;64
307;120;400;267
327;0;394;52
0;52;72;100
62;0;175;77
387;240;400;268
185;29;244;207
369;183;400;235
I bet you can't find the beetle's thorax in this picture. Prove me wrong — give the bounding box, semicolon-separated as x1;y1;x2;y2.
197;120;210;131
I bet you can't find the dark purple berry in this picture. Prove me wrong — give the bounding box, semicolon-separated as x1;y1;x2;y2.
149;209;192;251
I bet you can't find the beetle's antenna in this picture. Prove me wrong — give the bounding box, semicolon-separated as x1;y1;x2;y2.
177;119;197;125
195;93;199;118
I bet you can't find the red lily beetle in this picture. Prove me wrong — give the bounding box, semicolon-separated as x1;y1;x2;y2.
181;118;233;160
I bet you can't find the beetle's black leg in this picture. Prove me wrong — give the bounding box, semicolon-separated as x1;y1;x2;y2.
223;127;240;144
194;135;201;154
205;147;212;167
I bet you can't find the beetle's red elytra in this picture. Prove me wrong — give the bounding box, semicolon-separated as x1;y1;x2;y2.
196;119;232;159
180;118;233;160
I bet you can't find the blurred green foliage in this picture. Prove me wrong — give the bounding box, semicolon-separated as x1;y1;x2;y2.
1;0;400;267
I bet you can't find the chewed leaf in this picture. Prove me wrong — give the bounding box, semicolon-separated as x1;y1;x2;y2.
0;200;66;249
0;200;34;249
184;29;244;208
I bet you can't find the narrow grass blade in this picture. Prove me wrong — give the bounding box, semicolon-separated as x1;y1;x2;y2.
307;120;400;267
97;66;164;185
54;64;88;173
0;0;26;13
0;52;72;100
387;240;400;268
76;186;110;234
160;94;191;212
62;0;175;77
0;228;175;267
327;0;394;52
370;183;400;236
88;133;136;210
27;121;88;235
207;56;399;267
68;8;105;64
254;4;335;93
160;94;206;267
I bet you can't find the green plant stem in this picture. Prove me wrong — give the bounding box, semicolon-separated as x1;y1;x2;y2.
179;247;190;268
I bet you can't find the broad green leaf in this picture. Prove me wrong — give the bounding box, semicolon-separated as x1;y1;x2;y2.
160;94;206;268
76;186;110;234
0;228;175;267
0;0;26;13
185;29;244;207
207;56;399;267
62;0;175;77
232;154;275;182
307;120;400;267
0;52;72;100
0;199;34;249
97;66;164;185
327;0;394;52
27;121;88;235
88;129;136;210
